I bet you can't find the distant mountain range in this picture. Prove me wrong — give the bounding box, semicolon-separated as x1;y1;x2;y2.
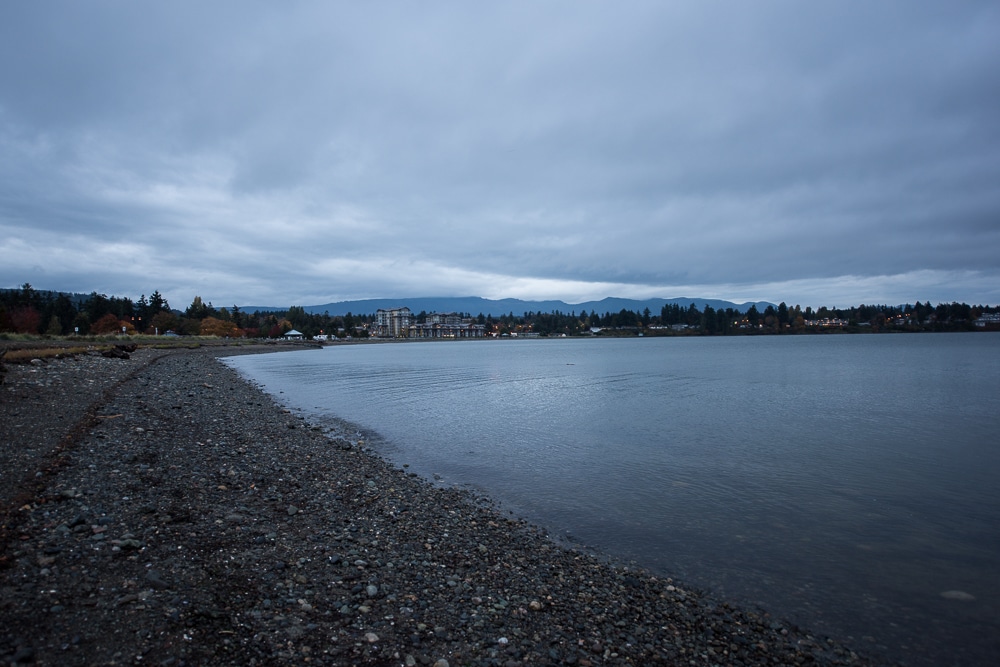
1;287;772;318
245;296;775;317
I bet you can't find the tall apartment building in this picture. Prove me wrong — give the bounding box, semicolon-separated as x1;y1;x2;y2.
375;307;413;338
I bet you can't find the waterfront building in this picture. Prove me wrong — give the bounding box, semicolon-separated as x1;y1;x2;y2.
409;321;486;339
375;307;413;338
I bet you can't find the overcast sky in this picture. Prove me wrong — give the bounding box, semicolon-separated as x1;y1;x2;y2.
2;1;999;310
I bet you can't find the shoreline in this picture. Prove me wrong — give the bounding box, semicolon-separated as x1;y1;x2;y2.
1;345;894;666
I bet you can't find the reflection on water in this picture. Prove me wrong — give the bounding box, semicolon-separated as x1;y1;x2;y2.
225;333;1000;667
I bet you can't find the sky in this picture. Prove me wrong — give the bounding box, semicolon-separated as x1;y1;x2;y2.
2;1;999;310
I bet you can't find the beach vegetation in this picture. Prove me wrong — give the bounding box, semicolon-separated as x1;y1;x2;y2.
1;346;94;363
200;316;242;338
2;285;999;341
150;310;179;335
90;313;126;335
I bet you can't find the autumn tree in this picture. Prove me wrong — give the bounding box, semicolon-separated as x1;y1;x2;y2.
92;313;124;335
9;307;41;334
200;316;241;338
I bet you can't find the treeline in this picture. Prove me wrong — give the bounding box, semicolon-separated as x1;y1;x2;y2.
0;284;372;339
1;283;997;338
484;300;997;336
0;284;175;336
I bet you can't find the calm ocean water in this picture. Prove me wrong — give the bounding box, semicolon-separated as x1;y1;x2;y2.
224;333;1000;666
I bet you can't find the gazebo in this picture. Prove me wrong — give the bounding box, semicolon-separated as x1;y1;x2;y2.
283;329;305;340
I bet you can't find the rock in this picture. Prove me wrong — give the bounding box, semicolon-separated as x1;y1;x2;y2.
100;346;132;359
11;647;35;663
145;570;170;590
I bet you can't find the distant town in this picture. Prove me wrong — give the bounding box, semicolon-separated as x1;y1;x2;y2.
1;284;998;341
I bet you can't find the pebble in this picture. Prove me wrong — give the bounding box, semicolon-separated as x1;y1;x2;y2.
0;345;897;667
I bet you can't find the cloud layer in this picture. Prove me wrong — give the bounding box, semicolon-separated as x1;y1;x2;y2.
3;1;999;308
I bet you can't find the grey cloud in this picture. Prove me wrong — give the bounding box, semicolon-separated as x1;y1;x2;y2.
2;1;999;308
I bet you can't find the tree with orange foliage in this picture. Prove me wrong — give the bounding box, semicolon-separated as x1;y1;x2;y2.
8;307;41;334
200;316;241;338
92;313;125;335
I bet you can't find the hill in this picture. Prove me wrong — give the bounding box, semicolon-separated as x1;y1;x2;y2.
245;297;774;317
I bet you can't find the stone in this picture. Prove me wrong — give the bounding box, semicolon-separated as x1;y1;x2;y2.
11;647;35;663
145;570;170;590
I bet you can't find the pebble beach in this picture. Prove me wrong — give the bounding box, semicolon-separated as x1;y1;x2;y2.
0;343;893;666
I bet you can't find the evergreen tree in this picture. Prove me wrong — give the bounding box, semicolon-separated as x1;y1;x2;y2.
149;290;169;314
186;296;211;319
45;315;62;336
701;305;717;334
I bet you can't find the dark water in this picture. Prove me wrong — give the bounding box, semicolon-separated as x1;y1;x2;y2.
224;333;1000;666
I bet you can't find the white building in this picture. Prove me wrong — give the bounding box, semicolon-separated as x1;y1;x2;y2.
375;307;413;338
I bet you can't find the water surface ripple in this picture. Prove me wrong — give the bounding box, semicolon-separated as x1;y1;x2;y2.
225;334;1000;667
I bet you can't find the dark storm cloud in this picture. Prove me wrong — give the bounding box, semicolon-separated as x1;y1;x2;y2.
2;1;999;308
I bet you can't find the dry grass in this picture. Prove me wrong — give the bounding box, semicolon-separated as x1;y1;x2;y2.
0;335;296;366
1;346;96;363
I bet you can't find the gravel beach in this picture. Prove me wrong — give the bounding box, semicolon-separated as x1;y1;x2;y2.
0;344;893;666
